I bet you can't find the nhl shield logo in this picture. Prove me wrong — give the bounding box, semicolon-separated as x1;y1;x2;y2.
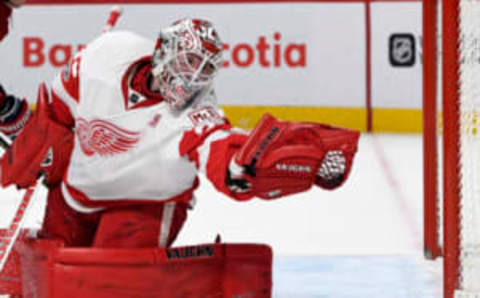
389;33;416;67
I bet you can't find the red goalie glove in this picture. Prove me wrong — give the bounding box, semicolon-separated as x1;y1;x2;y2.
227;114;360;200
1;83;73;188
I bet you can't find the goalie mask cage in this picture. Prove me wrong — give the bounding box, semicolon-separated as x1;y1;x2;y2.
423;0;480;297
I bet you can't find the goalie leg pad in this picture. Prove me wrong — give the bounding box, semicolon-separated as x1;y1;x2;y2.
39;186;101;247
40;186;189;249
93;202;189;248
18;239;272;298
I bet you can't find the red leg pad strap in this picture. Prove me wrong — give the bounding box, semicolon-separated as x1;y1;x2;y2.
17;239;273;298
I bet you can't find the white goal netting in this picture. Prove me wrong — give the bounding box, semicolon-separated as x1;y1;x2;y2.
428;0;480;297
455;1;480;296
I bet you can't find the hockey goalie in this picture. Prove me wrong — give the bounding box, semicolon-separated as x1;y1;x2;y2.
0;18;360;298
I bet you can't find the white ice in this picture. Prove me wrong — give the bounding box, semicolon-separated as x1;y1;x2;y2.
0;134;443;297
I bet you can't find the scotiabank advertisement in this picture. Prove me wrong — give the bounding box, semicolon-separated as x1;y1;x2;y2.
0;1;422;132
1;3;366;106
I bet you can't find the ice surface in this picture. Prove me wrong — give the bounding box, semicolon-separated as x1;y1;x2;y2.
274;256;441;298
0;134;443;297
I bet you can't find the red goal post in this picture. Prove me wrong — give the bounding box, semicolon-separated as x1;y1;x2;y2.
423;0;442;263
423;0;480;297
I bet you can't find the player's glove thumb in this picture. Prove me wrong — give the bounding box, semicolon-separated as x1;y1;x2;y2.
225;155;252;193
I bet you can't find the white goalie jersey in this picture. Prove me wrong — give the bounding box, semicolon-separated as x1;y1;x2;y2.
50;31;249;213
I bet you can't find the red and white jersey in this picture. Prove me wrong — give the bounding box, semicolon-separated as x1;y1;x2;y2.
51;31;250;213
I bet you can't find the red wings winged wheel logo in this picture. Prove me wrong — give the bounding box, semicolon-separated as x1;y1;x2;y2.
76;118;141;156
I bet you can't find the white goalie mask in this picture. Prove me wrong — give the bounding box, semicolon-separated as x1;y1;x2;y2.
152;19;223;109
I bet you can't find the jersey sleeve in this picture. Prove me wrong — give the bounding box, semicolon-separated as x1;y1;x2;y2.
179;105;253;201
50;53;81;127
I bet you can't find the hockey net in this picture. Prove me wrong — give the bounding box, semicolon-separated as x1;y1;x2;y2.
0;186;46;297
423;0;480;297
